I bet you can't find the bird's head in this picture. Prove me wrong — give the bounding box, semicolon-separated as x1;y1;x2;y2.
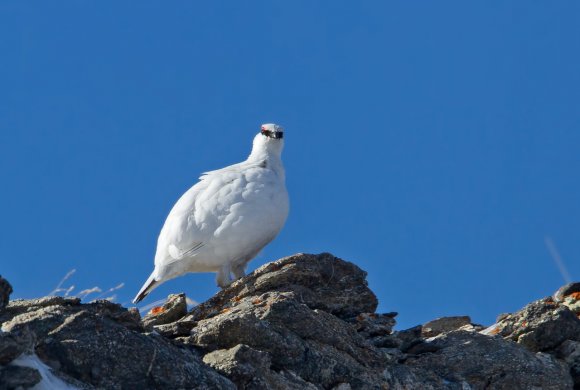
260;123;284;140
251;123;285;159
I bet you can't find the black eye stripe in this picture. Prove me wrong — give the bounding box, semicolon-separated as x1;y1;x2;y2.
261;129;284;139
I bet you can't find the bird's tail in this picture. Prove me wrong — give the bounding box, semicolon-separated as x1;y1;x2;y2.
133;272;159;304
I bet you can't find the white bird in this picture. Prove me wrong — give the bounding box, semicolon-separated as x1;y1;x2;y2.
133;123;289;303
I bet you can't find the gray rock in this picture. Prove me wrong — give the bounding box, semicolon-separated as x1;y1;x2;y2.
191;291;386;388
1;304;70;338
492;297;580;352
7;296;81;310
332;383;352;390
1;299;141;336
421;316;471;338
187;253;378;322
203;344;317;389
0;276;12;313
554;282;580;302
0;295;232;389
0;254;577;389
153;319;197;338
0;365;41;390
347;312;398;349
383;363;453;390
142;293;187;328
349;312;397;336
367;334;402;349
404;330;573;389
379;347;404;364
396;325;424;353
35;309;234;389
562;293;580;317
0;296;83;336
0;327;34;365
555;339;580;388
203;344;271;383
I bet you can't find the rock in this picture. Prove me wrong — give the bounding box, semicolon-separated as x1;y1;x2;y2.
491;297;580;352
142;293;187;328
0;296;83;335
0;276;12;313
0;294;232;389
1;304;70;337
187;253;378;322
191;291;386;388
562;293;580;316
87;300;143;331
0;365;42;390
153;319;196;338
203;344;271;383
403;330;573;389
347;312;398;349
383;363;447;390
378;347;404;364
203;344;317;389
0;327;35;365
349;312;397;336
396;325;423;353
332;383;352;390
35;309;234;389
555;340;580;388
0;254;578;389
421;316;471;338
179;254;387;388
554;282;580;302
367;334;402;349
7;296;81;310
10;353;94;390
1;299;141;336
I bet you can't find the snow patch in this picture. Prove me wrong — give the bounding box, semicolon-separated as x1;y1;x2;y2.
11;354;81;390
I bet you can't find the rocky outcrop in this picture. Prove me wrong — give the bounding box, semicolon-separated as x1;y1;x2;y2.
0;297;233;389
1;253;579;389
400;330;570;389
0;365;41;390
480;282;580;387
0;276;11;312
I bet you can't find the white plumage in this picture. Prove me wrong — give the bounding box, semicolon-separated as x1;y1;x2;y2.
133;123;289;303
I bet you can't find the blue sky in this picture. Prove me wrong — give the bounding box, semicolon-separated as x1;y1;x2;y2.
1;2;579;329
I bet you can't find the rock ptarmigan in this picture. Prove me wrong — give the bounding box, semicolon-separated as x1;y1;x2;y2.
133;124;289;303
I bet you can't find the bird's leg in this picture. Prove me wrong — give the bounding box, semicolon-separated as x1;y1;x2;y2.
216;263;233;289
231;262;247;280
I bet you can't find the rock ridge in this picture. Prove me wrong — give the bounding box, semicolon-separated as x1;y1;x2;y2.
0;255;579;389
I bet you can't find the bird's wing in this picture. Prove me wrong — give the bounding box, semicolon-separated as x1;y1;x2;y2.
154;166;249;266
